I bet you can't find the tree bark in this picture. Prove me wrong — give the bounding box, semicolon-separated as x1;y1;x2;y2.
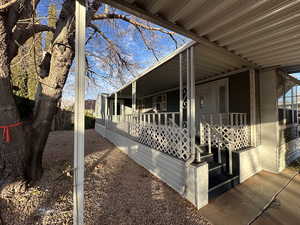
25;0;76;181
0;11;27;184
0;0;103;183
26;0;103;181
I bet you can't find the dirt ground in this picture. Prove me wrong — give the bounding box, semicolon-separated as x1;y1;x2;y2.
0;130;212;225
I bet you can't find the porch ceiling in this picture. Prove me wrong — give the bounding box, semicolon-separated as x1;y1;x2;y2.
117;42;248;98
102;0;300;70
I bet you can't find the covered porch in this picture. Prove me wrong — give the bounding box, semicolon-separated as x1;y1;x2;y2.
95;41;263;208
96;42;257;167
91;0;300;212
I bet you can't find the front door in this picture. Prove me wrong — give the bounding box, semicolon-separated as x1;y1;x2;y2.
195;78;229;134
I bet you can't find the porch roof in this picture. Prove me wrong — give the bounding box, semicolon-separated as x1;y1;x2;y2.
105;0;300;98
114;41;250;98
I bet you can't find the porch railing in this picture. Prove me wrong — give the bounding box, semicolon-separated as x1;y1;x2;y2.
106;112;192;161
199;113;250;152
100;112;250;165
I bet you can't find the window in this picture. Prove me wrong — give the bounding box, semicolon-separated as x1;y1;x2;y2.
152;94;167;112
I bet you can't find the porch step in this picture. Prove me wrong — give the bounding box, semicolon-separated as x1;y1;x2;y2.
200;152;214;163
209;174;239;199
208;161;226;177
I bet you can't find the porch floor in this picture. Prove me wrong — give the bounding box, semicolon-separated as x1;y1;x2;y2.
199;169;300;225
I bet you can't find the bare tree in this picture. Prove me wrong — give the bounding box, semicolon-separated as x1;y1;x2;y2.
0;0;179;186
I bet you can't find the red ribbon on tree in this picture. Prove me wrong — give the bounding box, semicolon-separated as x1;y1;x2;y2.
0;122;23;143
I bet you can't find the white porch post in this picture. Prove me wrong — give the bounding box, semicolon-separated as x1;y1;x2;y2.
249;69;257;147
187;49;191;137
120;100;125;121
179;53;183;128
292;85;295;123
74;0;85;224
283;77;287;126
95;95;100;118
296;85;298;125
98;94;102;118
190;47;197;162
104;95;108;127
132;81;136;114
114;93;118;121
186;47;196;162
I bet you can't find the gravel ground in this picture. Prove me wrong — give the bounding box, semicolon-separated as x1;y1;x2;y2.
0;130;212;225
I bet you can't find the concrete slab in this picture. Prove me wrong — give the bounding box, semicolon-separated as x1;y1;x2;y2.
199;169;300;225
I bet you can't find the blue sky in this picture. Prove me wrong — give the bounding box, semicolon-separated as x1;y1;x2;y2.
37;2;300;102
37;1;188;101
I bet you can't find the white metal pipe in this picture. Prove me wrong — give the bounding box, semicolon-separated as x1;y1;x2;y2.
114;93;117;116
187;48;191;134
249;69;256;146
190;47;197;162
132;81;136;114
209;115;212;155
292;86;295;124
283;76;287;126
296;85;299;125
228;149;233;175
179;53;183;129
74;1;85;224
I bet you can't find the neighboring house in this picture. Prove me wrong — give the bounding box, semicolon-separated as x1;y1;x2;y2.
95;41;300;209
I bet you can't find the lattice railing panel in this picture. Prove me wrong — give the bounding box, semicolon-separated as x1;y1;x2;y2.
106;118;191;161
200;124;250;151
130;123;191;160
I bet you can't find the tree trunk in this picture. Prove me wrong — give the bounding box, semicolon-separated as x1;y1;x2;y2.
0;12;27;184
25;0;76;181
0;0;102;184
0;0;76;183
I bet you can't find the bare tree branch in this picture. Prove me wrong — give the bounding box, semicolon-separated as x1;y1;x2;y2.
93;13;176;37
0;0;17;10
92;13;178;59
135;25;159;61
89;22;134;82
8;24;55;62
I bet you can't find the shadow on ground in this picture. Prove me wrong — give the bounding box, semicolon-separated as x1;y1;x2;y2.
0;130;211;225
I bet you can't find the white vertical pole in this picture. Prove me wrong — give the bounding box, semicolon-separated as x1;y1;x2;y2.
187;49;191;137
158;113;161;126
104;96;108;127
114;93;118;121
74;0;85;224
179;53;183;129
292;86;295;124
132;81;136;114
190;47;197;162
249;69;256;147
283;77;286;126
296;85;298;125
209;115;213;157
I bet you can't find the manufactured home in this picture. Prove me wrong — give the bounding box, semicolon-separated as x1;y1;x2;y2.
95;42;300;209
94;0;300;209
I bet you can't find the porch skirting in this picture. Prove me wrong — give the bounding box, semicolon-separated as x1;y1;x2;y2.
234;146;262;183
95;123;208;209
